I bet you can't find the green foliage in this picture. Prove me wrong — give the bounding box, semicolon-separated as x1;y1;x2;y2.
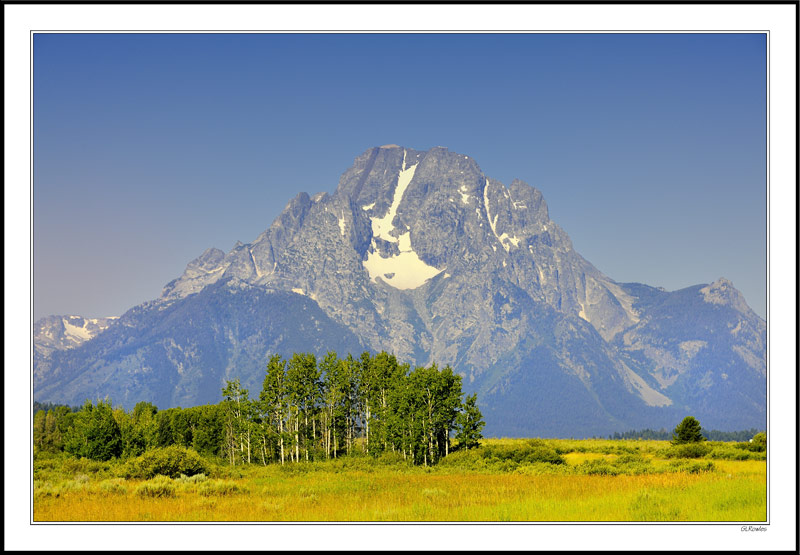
703;428;763;442
733;431;767;453
33;408;67;452
190;404;224;456
684;461;716;474
576;459;622;476
610;427;762;442
135;475;176;498
250;350;473;466
222;377;256;465
118;401;158;456
437;440;566;473
662;442;712;459
197;479;248;496
481;439;566;465
609;428;671;440
455;393;485;450
125;446;209;479
33;401;79;415
672;416;705;445
33;350;482;469
63;399;123;461
99;478;128;495
668;460;716;473
708;446;760;460
60;456;112;476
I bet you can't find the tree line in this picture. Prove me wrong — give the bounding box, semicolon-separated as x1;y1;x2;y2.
33;350;485;467
607;426;764;442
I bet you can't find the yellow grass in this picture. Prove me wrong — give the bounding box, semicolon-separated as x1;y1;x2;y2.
33;439;766;522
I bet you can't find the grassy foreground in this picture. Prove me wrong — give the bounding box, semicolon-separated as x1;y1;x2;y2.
33;438;766;522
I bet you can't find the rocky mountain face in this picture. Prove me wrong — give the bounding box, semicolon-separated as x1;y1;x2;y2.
33;145;766;437
34;316;118;384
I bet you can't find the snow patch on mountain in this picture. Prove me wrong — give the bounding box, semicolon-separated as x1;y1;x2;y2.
459;184;470;204
360;149;443;289
62;319;93;341
370;152;417;243
363;235;443;289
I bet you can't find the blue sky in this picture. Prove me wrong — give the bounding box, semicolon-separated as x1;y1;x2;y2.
33;32;767;320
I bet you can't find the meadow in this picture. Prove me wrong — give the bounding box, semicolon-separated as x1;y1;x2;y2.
33;438;766;522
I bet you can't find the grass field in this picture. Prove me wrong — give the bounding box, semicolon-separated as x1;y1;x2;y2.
33;438;766;522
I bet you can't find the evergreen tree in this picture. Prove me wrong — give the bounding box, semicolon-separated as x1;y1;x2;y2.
672;416;705;444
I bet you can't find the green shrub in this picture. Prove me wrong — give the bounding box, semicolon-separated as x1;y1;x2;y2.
734;432;767;453
436;449;487;471
481;439;565;466
667;459;716;474
34;480;77;498
661;443;711;459
551;441;588;454
373;451;408;466
576;459;621;476
62;457;109;475
685;461;715;473
197;479;248;497
176;473;208;484
616;453;645;464
99;479;128;495
613;454;654;475
135;475;175;498
125;446;209;479
34;482;60;498
709;446;752;460
513;462;571;476
597;444;638;455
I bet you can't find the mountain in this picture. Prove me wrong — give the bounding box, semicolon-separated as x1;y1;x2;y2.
33;145;766;437
34;315;118;385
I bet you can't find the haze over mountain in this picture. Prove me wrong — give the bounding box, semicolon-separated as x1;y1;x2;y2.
33;146;766;437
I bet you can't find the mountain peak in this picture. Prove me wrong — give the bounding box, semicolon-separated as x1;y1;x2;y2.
699;277;752;314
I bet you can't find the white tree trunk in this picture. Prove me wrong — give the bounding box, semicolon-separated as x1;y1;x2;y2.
278;413;285;465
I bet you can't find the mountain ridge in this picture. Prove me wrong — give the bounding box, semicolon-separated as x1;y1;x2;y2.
33;145;766;437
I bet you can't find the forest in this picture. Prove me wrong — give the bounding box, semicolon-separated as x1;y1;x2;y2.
33;350;485;467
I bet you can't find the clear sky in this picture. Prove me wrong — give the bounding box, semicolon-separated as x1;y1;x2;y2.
33;32;767;320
